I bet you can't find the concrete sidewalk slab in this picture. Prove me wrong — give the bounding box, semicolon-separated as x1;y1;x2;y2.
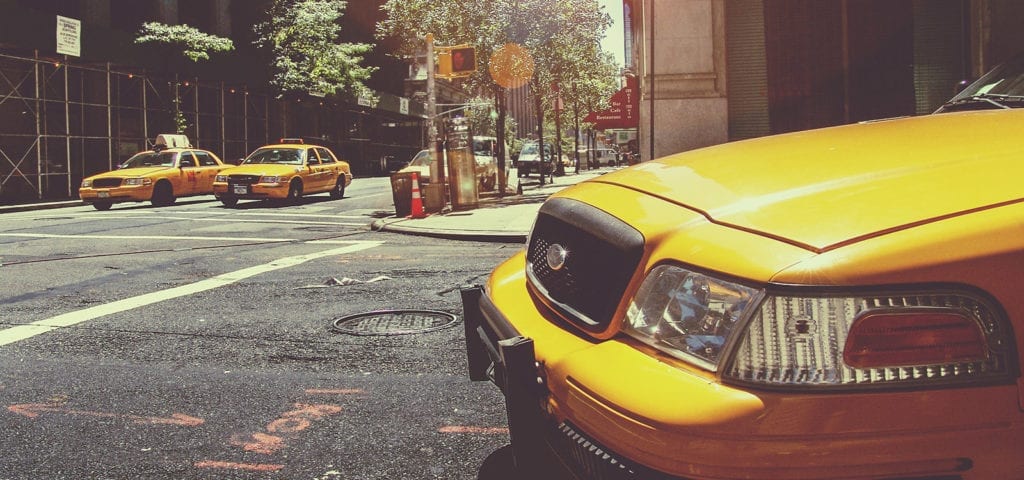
372;169;610;242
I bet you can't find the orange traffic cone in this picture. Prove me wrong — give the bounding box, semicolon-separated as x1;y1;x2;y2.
409;172;426;219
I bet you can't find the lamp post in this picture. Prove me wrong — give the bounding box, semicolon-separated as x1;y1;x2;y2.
425;33;437;142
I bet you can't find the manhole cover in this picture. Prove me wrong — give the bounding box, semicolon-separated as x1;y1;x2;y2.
330;310;459;336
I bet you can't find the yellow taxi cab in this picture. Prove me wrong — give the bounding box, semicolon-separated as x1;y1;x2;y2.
212;138;352;207
78;134;230;210
462;108;1024;477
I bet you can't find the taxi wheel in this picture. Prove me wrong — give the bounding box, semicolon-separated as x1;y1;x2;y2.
151;182;176;207
219;196;238;207
287;181;303;204
92;201;112;211
330;178;345;199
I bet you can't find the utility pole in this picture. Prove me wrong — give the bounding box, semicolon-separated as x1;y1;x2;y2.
425;33;437;142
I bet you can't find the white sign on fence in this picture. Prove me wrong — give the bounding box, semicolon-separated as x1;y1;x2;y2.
400;97;409;115
56;16;81;57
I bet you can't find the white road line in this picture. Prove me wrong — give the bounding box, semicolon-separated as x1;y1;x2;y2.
0;233;297;242
0;215;366;226
0;241;382;347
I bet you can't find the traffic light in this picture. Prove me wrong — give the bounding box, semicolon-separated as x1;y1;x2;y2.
437;45;475;78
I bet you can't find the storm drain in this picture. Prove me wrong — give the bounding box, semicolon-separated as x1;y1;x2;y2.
330;310;459;336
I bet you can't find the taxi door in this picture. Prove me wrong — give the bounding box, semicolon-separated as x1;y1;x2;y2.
191;151;221;194
176;151;201;196
304;148;328;192
316;147;341;189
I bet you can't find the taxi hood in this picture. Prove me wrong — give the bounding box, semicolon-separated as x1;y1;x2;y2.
223;164;305;176
94;166;169;178
596;110;1024;252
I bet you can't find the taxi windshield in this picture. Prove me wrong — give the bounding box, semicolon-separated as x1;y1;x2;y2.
938;54;1024;112
121;151;177;168
243;148;304;165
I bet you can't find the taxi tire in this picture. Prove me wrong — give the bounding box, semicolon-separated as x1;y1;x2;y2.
151;181;175;207
92;201;112;211
220;196;238;207
329;178;345;199
286;180;302;204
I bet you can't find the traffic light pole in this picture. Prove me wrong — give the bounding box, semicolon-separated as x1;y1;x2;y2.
425;33;437;143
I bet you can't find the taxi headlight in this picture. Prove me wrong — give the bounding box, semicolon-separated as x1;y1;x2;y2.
123;177;151;186
260;175;282;184
81;179;92;188
215;174;228;182
625;264;759;371
724;291;1011;389
627;266;1013;389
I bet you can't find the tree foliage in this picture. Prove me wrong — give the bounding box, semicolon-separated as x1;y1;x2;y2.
255;0;376;99
379;0;615;108
378;0;619;187
135;22;234;62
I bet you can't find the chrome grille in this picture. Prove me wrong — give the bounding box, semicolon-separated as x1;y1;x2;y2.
526;198;644;331
228;174;261;185
92;178;121;188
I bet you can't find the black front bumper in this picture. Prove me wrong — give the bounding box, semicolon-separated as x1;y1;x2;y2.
460;286;685;480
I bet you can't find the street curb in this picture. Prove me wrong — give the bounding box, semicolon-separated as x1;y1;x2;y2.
0;201;84;214
371;217;528;243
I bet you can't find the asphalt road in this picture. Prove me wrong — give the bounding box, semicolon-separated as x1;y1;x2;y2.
0;177;522;480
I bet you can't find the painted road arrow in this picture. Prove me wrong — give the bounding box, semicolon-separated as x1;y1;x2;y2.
8;403;204;426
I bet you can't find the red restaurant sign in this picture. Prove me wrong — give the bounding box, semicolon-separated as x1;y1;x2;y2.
584;76;639;129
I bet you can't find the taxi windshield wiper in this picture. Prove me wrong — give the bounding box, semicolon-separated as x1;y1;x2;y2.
941;93;1024;110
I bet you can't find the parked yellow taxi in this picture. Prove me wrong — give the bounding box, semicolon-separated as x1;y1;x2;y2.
463;108;1024;479
212;139;352;207
79;134;230;210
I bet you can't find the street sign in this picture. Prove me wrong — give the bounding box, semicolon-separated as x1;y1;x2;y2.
56;16;81;57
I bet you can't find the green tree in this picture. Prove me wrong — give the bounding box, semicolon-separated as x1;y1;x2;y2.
255;0;376;99
135;23;234;135
136;22;235;62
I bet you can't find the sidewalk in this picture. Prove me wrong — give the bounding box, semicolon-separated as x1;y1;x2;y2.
371;169;608;242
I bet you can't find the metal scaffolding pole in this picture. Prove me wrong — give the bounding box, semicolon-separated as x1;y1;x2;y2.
107;63;113;170
64;58;71;197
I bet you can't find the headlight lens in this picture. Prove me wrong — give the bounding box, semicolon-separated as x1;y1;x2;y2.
215;174;228;182
625;264;759;371
626;266;1011;389
123;177;151;186
81;179;92;188
260;175;282;184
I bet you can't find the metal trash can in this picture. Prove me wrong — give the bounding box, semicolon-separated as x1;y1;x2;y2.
390;172;414;217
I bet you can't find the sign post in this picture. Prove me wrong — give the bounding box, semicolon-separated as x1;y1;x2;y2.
56;16;81;57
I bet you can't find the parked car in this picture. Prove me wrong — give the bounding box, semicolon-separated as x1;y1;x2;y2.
79;134;230;210
397;149;433;184
399;137;502;192
212;138;351;207
463;109;1024;477
515;141;555;177
470;136;504;191
585;146;620;168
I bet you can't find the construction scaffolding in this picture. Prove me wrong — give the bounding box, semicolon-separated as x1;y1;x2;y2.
0;50;423;205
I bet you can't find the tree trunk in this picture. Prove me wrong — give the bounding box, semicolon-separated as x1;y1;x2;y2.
534;80;546;185
494;85;507;196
